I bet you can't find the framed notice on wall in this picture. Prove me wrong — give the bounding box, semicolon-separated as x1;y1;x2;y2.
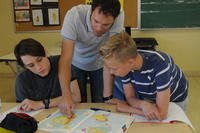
14;0;30;9
32;9;44;26
48;8;60;25
14;10;30;22
30;0;42;5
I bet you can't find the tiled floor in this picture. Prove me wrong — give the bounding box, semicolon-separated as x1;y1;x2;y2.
0;73;199;132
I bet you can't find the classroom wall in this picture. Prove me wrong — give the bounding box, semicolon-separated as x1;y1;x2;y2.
132;29;200;75
0;0;200;74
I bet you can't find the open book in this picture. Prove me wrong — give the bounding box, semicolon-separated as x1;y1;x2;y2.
132;102;194;129
38;109;134;133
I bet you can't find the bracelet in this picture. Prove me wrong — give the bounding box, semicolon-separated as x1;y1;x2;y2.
103;95;113;102
43;99;50;109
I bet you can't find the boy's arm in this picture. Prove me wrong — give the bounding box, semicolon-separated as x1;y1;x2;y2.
156;88;170;120
115;83;144;115
116;101;144;116
123;83;161;120
123;83;144;108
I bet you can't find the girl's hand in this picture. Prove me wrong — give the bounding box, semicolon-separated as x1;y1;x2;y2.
18;99;43;112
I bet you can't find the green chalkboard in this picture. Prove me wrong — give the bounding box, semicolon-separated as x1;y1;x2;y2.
141;0;200;28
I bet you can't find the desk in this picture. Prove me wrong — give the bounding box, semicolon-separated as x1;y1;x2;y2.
0;54;17;74
0;45;61;74
1;103;193;133
133;37;158;51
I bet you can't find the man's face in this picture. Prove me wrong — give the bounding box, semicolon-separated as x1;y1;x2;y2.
21;55;50;77
104;57;133;77
91;7;115;37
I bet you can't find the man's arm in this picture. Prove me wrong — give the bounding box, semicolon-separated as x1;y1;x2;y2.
58;39;75;117
103;65;114;97
103;65;119;104
70;79;81;103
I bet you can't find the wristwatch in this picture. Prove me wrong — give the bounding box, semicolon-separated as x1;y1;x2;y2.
103;95;113;102
43;99;50;109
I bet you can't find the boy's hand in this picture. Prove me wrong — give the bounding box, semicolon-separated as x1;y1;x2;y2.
104;98;121;105
141;101;161;120
116;101;132;113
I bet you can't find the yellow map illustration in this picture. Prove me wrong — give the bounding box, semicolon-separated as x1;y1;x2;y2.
95;114;107;122
51;114;76;125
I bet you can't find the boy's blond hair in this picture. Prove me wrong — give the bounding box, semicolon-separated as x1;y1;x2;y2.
100;31;138;62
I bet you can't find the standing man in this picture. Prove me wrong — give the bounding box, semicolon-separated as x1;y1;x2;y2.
59;0;124;116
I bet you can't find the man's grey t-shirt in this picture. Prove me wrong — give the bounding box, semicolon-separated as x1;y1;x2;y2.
61;4;124;71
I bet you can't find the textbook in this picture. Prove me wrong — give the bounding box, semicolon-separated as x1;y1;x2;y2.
38;109;134;133
132;102;194;130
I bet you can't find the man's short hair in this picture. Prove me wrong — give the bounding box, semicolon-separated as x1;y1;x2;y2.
91;0;121;18
14;38;45;67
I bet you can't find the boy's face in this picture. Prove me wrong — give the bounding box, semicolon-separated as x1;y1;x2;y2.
104;57;133;77
91;7;115;37
21;55;50;77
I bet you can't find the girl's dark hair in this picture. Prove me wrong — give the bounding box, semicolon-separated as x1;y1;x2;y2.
91;0;120;18
14;38;45;67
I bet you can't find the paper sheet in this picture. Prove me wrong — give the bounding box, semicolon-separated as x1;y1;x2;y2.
133;102;194;129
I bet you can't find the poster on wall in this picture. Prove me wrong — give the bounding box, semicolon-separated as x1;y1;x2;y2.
85;0;92;5
32;9;44;26
30;0;42;5
48;8;60;25
43;0;59;2
13;0;30;9
15;10;30;22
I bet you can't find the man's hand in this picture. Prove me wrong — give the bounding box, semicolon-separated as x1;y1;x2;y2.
18;99;43;112
58;96;75;118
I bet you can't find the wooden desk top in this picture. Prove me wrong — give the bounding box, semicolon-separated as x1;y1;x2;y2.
2;103;193;133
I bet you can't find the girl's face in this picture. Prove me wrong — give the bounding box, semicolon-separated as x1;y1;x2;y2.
21;55;50;77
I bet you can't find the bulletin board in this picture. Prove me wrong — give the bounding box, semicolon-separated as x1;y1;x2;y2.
13;0;137;32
